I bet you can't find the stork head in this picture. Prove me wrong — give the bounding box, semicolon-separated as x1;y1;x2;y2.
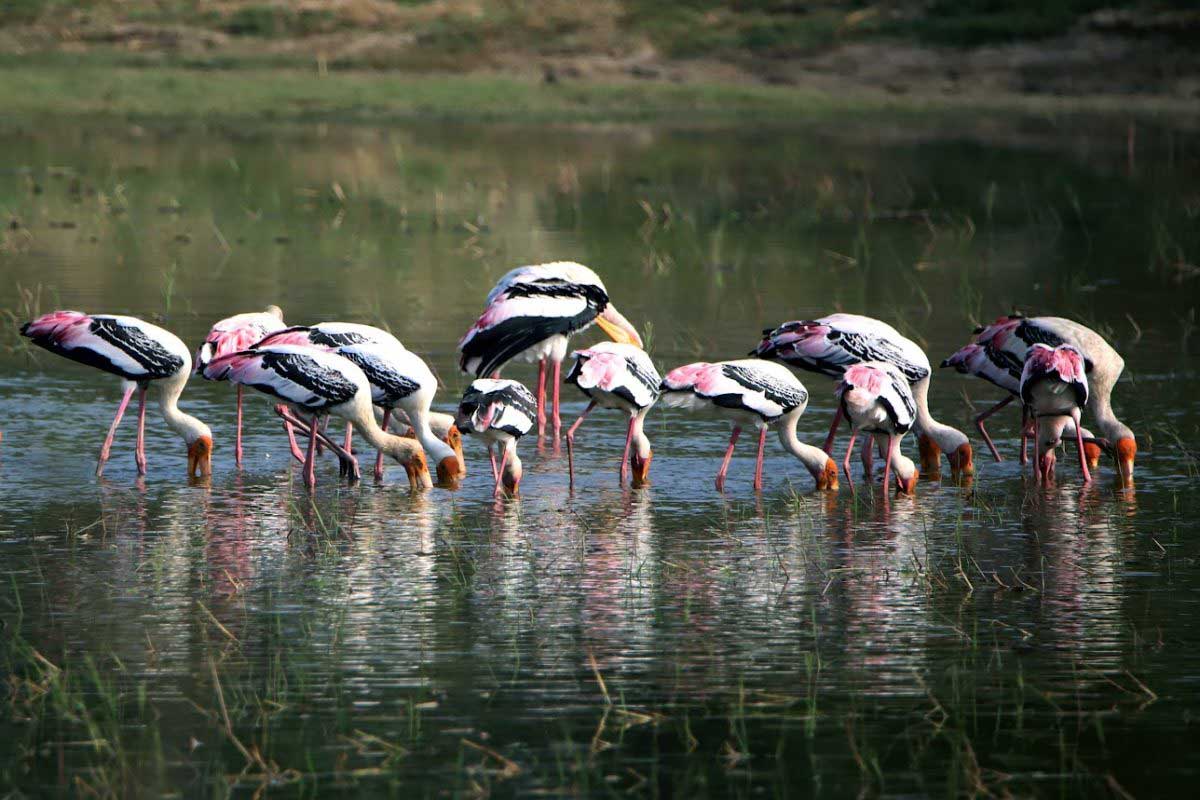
445;424;466;477
947;442;974;477
630;449;653;488
814;456;839;492
596;305;643;348
917;434;941;476
1116;437;1136;487
187;434;213;479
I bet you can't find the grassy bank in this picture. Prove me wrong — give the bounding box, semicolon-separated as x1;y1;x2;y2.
4;62;1200;127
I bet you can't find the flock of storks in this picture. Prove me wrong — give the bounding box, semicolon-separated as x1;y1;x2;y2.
18;261;1137;496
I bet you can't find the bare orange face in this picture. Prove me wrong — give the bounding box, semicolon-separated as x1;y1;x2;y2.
444;425;466;477
948;442;974;476
1116;437;1136;487
897;470;919;495
1083;441;1103;471
816;457;839;491
187;435;213;478
917;435;942;475
630;451;653;487
436;456;462;488
404;451;430;489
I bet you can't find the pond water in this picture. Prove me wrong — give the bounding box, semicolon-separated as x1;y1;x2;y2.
1;112;1198;797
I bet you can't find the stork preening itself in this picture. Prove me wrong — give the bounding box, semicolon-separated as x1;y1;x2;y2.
457;262;642;439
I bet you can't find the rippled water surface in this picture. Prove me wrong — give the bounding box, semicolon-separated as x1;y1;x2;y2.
1;114;1199;797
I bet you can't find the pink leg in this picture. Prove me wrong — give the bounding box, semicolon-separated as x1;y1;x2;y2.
841;432;858;491
304;414;319;490
552;359;562;440
1020;405;1031;465
235;384;244;469
1073;409;1092;484
98;386;137;479
135;384;148;476
620;415;636;487
715;426;742;492
488;444;498;482
282;410;306;463
823;406;843;455
536;359;547;438
344;421;353;453
974;394;1014;462
495;446;509;497
860;435;874;480
566;399;596;491
883;434;896;492
277;407;359;480
753;426;767;492
374;409;390;482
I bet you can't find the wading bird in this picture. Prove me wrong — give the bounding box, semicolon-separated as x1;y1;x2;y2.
753;313;973;479
195;305;286;467
941;340;1098;466
563;342;661;489
22;311;212;478
659;359;838;493
1020;343;1092;484
257;324;463;483
455;379;537;497
458;262;643;439
202;344;432;490
833;362;920;494
942;315;1134;485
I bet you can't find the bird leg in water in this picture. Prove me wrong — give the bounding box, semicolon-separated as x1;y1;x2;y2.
841;432;859;492
1072;408;1092;484
974;394;1014;462
823;406;843;455
860;434;874;480
495;445;509;498
235;384;244;469
536;359;547;438
487;444;498;482
1020;405;1031;465
344;421;353;456
883;433;897;493
715;426;742;492
303;413;319;490
135;384;148;476
565;399;596;491
97;383;136;477
374;409;390;482
753;426;767;492
552;359;562;442
274;406;360;482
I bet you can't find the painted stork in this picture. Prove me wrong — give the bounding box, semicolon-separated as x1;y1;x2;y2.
563;342;661;489
753;313;973;479
256;324;464;483
942;314;1134;485
834;362;920;494
457;262;643;439
659;359;838;493
21;311;212;478
1020;343;1092;484
195;305;286;467
202;344;432;490
455;379;537;497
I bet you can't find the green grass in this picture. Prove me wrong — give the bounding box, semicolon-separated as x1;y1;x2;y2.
1;61;1197;128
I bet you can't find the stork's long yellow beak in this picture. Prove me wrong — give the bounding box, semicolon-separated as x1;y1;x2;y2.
596;305;643;347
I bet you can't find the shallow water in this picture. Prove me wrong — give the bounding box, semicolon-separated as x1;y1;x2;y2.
1;114;1199;797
